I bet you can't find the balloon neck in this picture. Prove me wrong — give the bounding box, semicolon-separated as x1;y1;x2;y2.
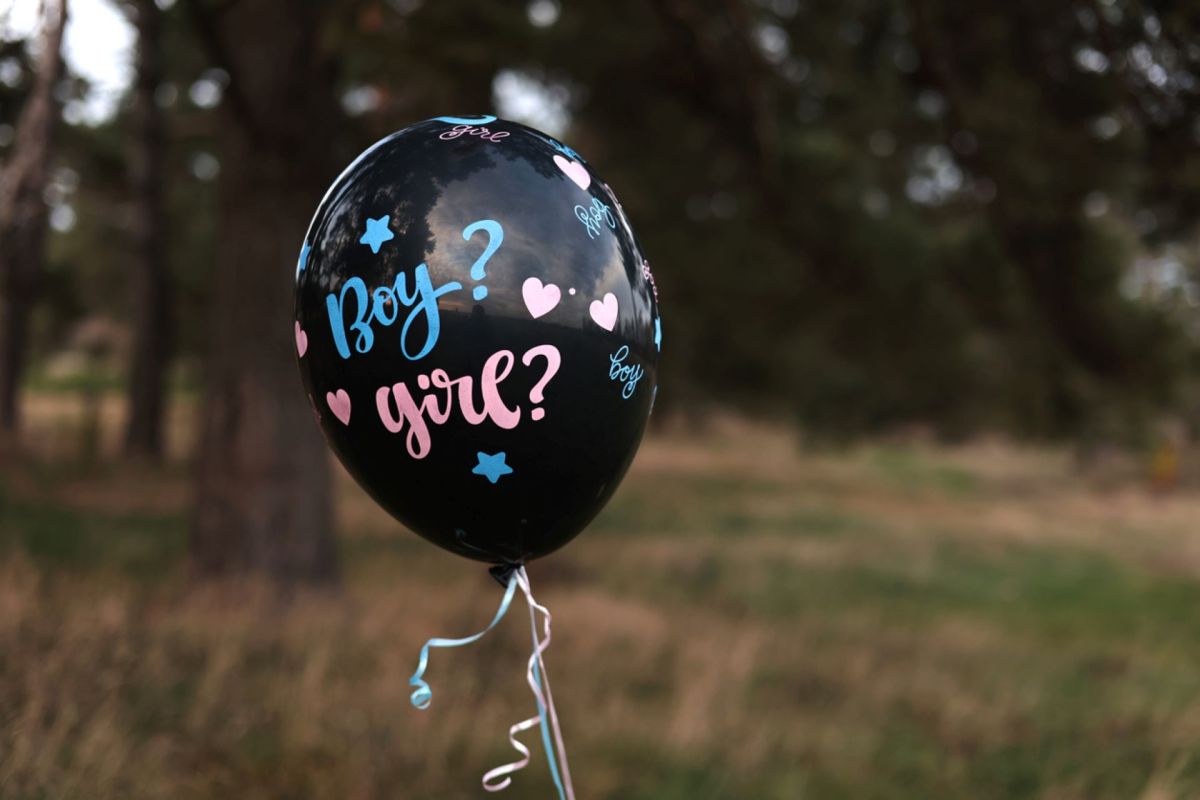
489;562;522;587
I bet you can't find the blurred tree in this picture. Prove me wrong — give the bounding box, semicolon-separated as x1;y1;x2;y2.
471;0;1195;440
186;0;340;584
123;0;172;458
7;0;1199;459
905;0;1189;436
0;0;66;437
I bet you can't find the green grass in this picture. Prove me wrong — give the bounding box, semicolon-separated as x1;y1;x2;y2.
871;444;980;497
23;365;201;396
2;427;1200;798
0;496;185;580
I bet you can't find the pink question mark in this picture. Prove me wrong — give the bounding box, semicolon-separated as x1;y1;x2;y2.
522;344;561;421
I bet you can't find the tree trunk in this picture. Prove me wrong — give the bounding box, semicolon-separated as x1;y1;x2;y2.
187;0;340;585
0;0;67;439
123;0;172;458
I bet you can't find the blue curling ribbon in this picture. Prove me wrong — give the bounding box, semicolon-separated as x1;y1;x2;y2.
410;567;576;798
533;661;567;800
518;566;574;800
408;573;519;710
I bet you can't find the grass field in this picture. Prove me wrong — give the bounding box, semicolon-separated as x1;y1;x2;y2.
3;400;1200;799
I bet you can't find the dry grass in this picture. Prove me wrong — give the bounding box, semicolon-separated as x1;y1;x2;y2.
3;403;1200;798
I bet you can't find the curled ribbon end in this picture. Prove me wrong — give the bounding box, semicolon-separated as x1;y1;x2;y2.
407;575;519;715
483;776;513;793
411;684;432;710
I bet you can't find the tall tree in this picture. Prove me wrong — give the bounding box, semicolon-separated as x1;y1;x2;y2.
0;0;67;438
123;0;172;458
186;0;341;584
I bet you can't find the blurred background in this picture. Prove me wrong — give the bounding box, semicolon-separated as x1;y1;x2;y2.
1;0;1200;797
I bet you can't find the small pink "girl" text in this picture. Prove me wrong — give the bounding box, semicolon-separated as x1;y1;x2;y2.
439;124;510;142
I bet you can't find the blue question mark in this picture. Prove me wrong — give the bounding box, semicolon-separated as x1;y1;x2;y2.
462;219;504;301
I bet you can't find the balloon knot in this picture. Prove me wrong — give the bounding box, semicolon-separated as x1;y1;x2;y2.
489;562;522;588
410;684;432;710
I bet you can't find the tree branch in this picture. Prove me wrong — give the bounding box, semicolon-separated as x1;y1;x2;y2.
181;0;268;147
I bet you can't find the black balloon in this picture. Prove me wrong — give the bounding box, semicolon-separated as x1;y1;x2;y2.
293;116;661;565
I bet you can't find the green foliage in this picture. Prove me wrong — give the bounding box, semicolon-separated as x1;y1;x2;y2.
10;0;1200;438
0;493;185;579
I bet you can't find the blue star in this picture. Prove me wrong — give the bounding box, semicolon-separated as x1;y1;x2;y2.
654;317;662;351
296;242;311;278
472;451;513;484
360;216;395;254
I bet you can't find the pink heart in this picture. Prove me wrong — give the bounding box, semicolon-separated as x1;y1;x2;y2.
325;389;351;425
522;277;562;319
553;155;591;191
589;292;619;331
294;321;308;357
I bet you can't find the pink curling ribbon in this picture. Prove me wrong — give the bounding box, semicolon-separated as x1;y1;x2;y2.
482;566;576;799
410;566;576;797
